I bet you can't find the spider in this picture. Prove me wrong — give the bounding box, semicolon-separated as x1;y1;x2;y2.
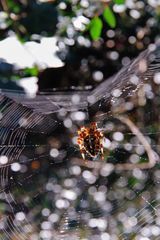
77;122;104;161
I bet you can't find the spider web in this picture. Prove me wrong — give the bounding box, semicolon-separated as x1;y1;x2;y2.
0;45;160;240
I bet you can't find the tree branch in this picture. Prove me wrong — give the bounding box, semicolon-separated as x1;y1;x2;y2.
72;115;159;171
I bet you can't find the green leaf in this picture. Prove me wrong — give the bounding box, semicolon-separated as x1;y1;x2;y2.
89;17;103;40
23;67;39;77
103;6;116;28
114;0;125;4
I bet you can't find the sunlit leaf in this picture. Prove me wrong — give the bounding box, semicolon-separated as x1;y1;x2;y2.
103;6;116;28
89;17;103;40
24;67;39;77
114;0;125;4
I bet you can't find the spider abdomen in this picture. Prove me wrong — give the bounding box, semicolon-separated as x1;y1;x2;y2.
77;122;104;160
84;135;100;157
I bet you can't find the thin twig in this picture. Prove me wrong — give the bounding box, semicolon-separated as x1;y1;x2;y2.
72;115;159;171
117;115;158;169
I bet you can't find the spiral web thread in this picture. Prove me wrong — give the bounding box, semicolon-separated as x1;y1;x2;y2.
0;44;160;239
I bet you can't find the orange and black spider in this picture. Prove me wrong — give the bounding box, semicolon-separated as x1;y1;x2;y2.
77;122;104;161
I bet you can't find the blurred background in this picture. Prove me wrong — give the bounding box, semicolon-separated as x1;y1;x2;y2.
0;0;160;91
0;1;160;240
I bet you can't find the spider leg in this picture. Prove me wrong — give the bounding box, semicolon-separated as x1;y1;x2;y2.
77;129;89;163
80;147;88;164
78;141;86;160
100;141;104;161
100;151;104;161
99;150;104;161
81;152;85;160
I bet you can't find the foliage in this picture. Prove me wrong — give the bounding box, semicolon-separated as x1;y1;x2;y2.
0;0;160;87
103;6;116;28
89;16;103;40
